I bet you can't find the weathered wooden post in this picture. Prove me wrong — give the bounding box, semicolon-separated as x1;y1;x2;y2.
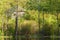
13;7;26;40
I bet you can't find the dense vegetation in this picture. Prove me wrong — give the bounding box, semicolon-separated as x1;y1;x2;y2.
0;0;60;40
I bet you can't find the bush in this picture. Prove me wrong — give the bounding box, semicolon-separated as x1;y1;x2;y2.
0;30;2;36
40;24;51;36
20;20;39;34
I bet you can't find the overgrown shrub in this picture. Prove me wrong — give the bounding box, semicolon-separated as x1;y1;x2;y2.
20;20;39;34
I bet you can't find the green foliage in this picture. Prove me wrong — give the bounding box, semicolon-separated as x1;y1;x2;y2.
25;0;41;11
0;0;60;40
23;12;31;20
41;24;51;36
25;0;60;12
0;30;2;36
20;20;39;34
